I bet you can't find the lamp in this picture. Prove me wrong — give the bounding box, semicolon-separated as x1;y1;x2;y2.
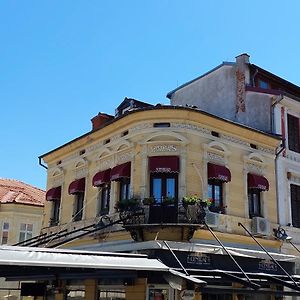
273;226;292;241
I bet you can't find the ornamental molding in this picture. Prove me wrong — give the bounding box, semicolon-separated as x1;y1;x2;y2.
207;152;224;164
75;167;88;179
172;122;211;135
221;134;249;148
245;162;263;174
97;159;114;169
116;151;133;163
286;152;300;164
86;141;104;153
289;175;300;184
150;144;178;153
51;176;64;187
130;123;152;133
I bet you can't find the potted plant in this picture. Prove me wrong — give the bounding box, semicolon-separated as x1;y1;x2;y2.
115;198;140;211
162;196;175;205
142;196;156;206
182;195;200;207
200;198;214;208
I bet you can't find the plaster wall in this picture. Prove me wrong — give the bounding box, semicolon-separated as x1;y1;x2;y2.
170;65;237;121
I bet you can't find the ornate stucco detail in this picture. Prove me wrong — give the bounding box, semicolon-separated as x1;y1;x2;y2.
220;134;249;148
60;153;78;164
289;175;300;184
75;167;88;179
150;144;178;153
116;151;133;163
286;152;300;163
110;134;120;142
207;152;224;164
246;162;263;174
52;176;64;187
130;123;152;133
257;146;274;155
86;141;104;153
96;158;113;169
172;123;211;135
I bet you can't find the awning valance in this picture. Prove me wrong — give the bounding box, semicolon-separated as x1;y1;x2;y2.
248;174;269;191
92;169;111;187
46;186;61;201
149;156;180;173
208;163;231;182
68;178;85;195
110;162;131;181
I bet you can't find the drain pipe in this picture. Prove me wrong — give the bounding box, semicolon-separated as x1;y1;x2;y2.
39;156;48;170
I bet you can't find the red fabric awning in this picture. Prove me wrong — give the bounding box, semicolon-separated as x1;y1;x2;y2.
110;162;131;181
92;169;111;187
248;174;269;191
46;186;61;201
207;163;231;182
149;156;180;173
68;178;85;194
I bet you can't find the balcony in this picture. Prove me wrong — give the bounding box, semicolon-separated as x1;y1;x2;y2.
117;199;208;242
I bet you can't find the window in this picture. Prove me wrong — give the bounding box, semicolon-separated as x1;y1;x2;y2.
208;179;223;212
248;189;262;218
1;222;9;245
73;193;84;221
50;200;61;226
99;183;110;215
258;79;269;89
119;179;130;201
19;223;33;242
287;114;300;153
150;173;178;203
153;122;170;128
290;184;300;228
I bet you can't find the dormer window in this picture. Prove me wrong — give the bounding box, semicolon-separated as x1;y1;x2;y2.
258;79;269;89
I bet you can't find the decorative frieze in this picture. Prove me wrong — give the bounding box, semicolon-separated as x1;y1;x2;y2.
221;134;249;148
117;152;133;163
75;167;88;179
150;145;177;153
207;152;224;163
246;162;263;174
130;123;152;133
172;123;211;135
86;141;104;153
97;159;113;169
286;152;300;163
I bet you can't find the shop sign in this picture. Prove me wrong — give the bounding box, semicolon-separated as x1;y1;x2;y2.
180;290;195;300
258;259;278;272
187;253;211;266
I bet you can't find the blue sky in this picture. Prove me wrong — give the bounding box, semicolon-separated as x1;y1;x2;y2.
1;1;299;190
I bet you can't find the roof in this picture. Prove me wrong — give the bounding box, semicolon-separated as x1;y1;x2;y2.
0;178;45;206
39;105;281;160
166;62;235;99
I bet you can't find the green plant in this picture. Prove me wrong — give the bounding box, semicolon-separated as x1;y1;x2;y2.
142;197;156;205
200;198;214;207
182;195;200;206
162;196;175;205
115;198;140;211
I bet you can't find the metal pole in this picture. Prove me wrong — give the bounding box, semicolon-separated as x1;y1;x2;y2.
205;223;260;290
238;222;300;290
288;240;300;255
163;240;189;276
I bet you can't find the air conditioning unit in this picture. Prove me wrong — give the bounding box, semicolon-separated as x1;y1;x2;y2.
205;212;220;228
251;217;270;236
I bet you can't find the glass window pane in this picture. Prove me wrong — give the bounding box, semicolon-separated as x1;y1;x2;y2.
208;184;213;199
214;185;221;207
20;223;26;231
166;178;175;198
3;222;9;230
27;224;33;231
153;178;162;202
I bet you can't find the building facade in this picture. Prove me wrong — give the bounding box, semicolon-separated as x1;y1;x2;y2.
0;178;45;300
167;54;300;255
28;99;300;299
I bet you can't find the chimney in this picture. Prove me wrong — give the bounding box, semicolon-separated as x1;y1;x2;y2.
235;53;250;114
91;113;114;131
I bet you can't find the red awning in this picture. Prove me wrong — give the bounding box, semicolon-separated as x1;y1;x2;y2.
207;163;231;182
149;156;180;173
46;186;61;201
92;169;111;187
248;174;269;191
68;178;85;194
110;162;131;181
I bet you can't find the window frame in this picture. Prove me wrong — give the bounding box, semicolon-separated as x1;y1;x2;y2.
73;192;84;221
99;183;111;215
287;114;300;153
248;189;262;218
290;184;300;228
1;222;9;245
119;179;130;201
19;223;33;243
150;173;178;203
50;199;61;226
208;179;224;212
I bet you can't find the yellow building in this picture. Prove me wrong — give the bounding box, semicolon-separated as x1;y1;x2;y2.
0;178;45;300
31;99;299;299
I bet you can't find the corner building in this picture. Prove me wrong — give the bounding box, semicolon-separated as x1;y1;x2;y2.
38;99;299;299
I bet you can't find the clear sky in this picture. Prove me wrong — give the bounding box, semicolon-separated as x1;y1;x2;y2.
1;1;299;190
